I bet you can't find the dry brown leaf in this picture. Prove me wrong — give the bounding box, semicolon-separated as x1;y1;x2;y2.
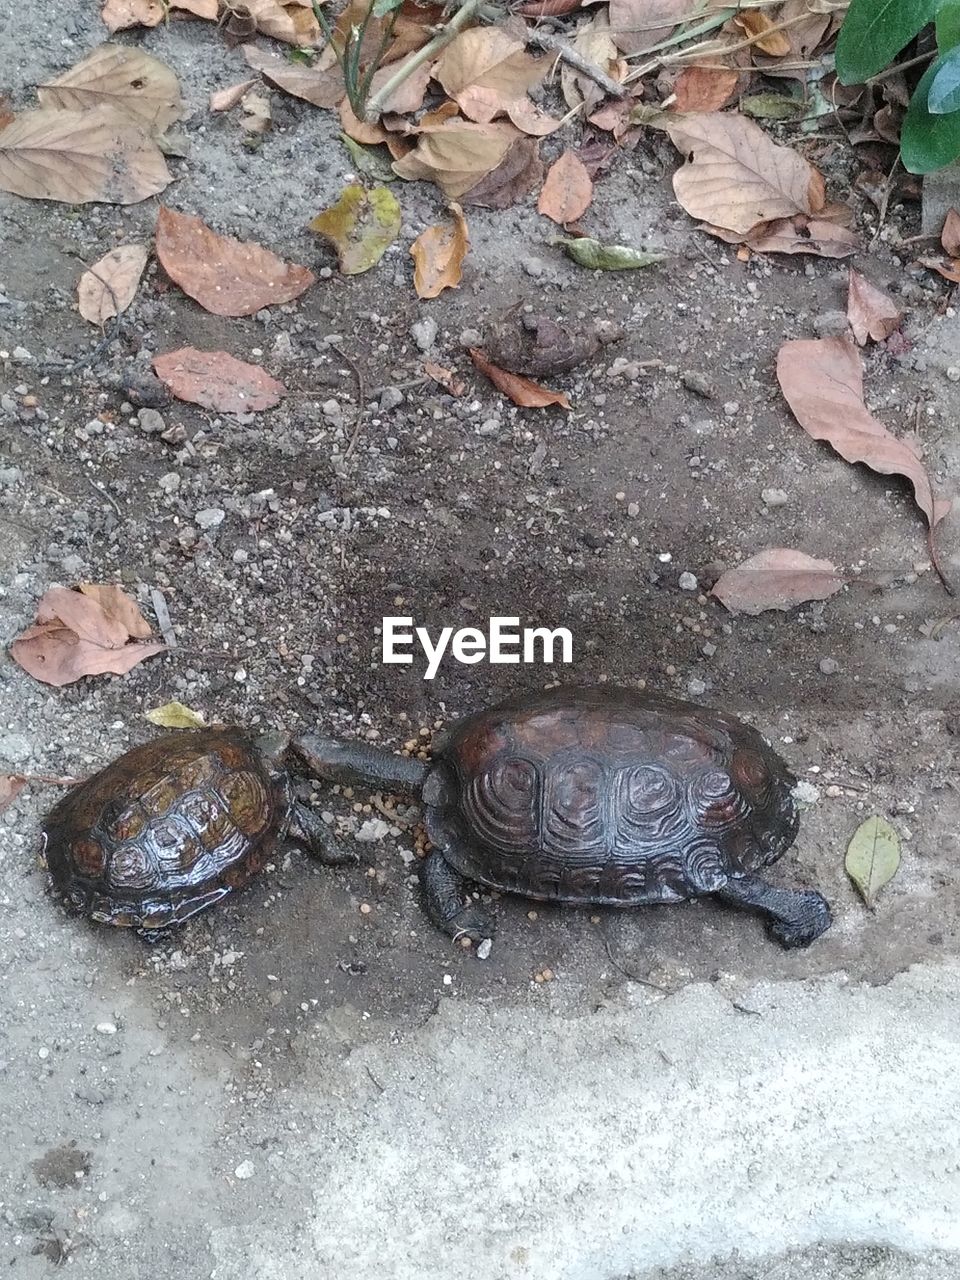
101;0;164;30
0;97;13;131
942;208;960;256
78;243;149;325
243;46;345;109
755;0;831;82
366;57;433;115
339;98;390;144
384;2;446;62
672;65;741;113
460;136;543;209
506;97;562;136
516;0;583;13
155;207;314;316
609;0;685;56
0;775;27;813
561;18;621;111
732;10;791;57
153;348;286;413
393;120;519;199
711;550;844;615
435;26;545;124
0;108;171;204
11;585;165;688
38;44;183;133
537;150;593;225
469;347;571;409
210;80;258;112
244;0;320;44
919;256;960;284
411;203;469;299
241;90;272;135
738;215;859;257
847;269;903;346
423;361;466;395
172;0;219;15
665;113;824;235
419;101;461;129
777;338;952;534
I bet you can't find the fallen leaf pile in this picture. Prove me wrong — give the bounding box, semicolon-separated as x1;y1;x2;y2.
0;44;179;203
12;585;166;687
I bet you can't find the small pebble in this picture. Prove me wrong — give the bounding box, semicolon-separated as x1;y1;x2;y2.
681;370;715;398
521;257;544;278
947;367;960;382
379;386;403;412
411;317;438;351
687;678;707;696
138;408;166;434
195;508;226;530
678;572;698;592
96;1021;118;1035
761;488;788;507
476;938;493;960
819;657;840;675
234;1160;255;1180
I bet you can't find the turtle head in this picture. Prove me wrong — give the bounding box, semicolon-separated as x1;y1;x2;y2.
254;731;291;769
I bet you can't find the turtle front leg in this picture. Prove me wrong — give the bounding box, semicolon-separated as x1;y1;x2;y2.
287;800;359;865
716;874;832;949
419;850;494;949
290;733;428;794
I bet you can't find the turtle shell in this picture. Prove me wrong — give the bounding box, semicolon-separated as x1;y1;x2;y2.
423;687;799;906
43;729;287;930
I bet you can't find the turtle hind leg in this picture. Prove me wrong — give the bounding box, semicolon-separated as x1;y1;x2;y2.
290;733;429;794
287;800;359;866
716;874;832;949
419;849;494;949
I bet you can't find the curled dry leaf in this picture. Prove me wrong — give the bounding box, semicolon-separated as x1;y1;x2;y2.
243;46;345;109
942;208;960;256
665;113;825;235
101;0;217;29
78;243;149;325
460;136;543;210
155;207;315;316
777;338;952;538
671;65;741;113
711;549;844;615
609;0;685;56
145;700;206;728
11;584;165;688
741;215;859;258
423;361;466;395
38;44;183;133
434;25;545;124
469;347;571;410
516;0;583;14
366;57;433;115
241;91;272;136
505;98;562;137
537;150;593;225
732;9;791;57
411;203;469;299
339;98;390;145
0;775;27;814
153;347;286;412
393;119;519;199
847;268;903;345
0;108;171;204
210;80;258;112
308;184;401;275
243;0;320;45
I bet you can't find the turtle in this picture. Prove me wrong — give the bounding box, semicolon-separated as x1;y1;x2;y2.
42;727;356;932
484;304;623;378
293;686;832;950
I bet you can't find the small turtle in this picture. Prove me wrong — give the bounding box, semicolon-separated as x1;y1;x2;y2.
43;728;355;932
484;305;622;378
294;687;831;950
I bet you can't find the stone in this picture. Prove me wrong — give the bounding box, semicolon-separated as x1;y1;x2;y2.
138;408;165;434
819;657;840;675
195;508;226;530
411;317;438;351
379;386;403;413
761;488;789;507
678;572;698;592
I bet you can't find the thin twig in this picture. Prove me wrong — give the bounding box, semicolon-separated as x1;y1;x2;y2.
597;926;670;992
329;342;366;460
361;0;485;122
528;29;628;98
82;471;122;517
867;51;935;84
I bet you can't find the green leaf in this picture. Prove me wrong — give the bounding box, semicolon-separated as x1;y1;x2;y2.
372;0;404;13
145;700;206;729
740;93;803;121
845;815;901;909
288;48;316;66
836;0;939;85
550;236;665;271
937;0;960;52
340;134;397;182
902;55;960;172
929;45;960;112
308;183;401;275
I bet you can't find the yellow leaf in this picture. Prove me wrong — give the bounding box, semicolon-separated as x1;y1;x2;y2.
145;700;207;729
411;203;469;298
308;184;401;275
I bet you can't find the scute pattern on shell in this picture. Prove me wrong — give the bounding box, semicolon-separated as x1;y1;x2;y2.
43;729;284;930
425;687;799;906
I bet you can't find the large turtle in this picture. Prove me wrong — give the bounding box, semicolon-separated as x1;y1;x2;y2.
43;728;355;932
294;686;831;950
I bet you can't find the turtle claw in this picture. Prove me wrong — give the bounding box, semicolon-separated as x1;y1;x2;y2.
449;907;496;949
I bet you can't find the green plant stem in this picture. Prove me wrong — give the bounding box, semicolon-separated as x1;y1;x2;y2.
361;0;485;120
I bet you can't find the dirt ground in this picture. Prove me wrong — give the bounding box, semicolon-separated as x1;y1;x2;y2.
2;8;960;1280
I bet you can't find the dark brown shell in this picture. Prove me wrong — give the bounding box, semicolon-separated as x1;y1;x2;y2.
423;687;798;906
43;729;286;929
484;307;622;377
